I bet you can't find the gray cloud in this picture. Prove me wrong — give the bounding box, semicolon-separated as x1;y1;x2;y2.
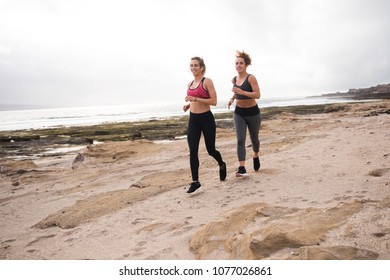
0;0;389;109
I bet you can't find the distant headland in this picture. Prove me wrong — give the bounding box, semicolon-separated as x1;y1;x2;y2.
319;83;390;100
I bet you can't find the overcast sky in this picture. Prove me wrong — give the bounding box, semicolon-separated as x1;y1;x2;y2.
1;0;389;109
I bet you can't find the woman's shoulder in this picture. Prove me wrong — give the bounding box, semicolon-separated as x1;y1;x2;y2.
248;74;258;82
247;73;257;79
202;77;215;93
202;77;214;85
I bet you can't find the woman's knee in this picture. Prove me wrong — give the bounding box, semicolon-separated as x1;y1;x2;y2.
237;137;246;147
207;148;218;157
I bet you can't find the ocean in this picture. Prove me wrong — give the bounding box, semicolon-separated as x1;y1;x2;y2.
0;96;358;132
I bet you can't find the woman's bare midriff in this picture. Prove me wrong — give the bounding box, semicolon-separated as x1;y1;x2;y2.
190;102;211;114
236;99;257;108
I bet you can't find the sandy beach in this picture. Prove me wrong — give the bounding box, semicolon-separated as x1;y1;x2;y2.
1;100;389;260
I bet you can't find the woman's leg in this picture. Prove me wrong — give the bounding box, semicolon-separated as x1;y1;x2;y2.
201;112;226;181
234;113;247;164
187;116;202;182
246;113;261;171
247;113;261;155
201;112;224;166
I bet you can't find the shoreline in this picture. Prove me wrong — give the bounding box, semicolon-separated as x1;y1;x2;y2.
1;100;387;159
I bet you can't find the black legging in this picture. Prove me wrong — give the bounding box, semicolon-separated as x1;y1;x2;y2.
187;111;224;182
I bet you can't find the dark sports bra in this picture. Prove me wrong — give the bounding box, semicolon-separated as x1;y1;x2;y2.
233;74;252;100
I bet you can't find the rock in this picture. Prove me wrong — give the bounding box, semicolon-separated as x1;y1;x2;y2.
324;104;347;113
72;153;85;169
132;131;142;140
189;201;369;260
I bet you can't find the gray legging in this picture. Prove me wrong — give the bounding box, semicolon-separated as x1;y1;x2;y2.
233;112;261;161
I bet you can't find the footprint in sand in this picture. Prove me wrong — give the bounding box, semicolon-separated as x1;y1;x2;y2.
162;247;173;254
182;225;194;231
27;234;56;246
26;249;38;253
133;246;145;254
251;191;262;195
132;218;148;225
132;251;144;257
65;238;77;243
4;239;16;243
189;200;202;209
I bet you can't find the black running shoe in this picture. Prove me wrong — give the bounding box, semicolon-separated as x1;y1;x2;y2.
235;166;247;177
187;181;201;193
253;157;260;171
219;162;227;181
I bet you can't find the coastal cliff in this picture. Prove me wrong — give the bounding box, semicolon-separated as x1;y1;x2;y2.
320;83;390;100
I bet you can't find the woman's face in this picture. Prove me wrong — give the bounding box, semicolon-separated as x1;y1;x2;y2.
235;57;246;73
190;59;203;76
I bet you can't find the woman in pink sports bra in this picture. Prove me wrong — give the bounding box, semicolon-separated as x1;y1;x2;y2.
182;57;227;194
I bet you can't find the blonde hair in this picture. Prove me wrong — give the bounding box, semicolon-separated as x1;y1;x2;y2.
236;50;252;66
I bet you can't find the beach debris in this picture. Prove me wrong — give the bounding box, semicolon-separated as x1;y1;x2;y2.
130;182;144;189
364;109;390;117
72;153;85;169
131;131;142;140
0;165;7;177
368;168;390;177
364;111;379;117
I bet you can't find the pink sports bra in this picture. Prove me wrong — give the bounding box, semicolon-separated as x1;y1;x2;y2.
187;77;210;99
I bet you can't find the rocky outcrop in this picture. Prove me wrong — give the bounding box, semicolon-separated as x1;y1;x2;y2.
321;83;390;100
189;200;385;260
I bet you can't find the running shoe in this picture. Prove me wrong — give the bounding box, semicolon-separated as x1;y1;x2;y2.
253;157;260;171
187;181;201;194
219;162;227;181
235;166;247;177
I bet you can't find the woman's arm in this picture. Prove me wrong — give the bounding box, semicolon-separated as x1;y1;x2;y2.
249;75;261;99
228;77;236;109
228;95;235;109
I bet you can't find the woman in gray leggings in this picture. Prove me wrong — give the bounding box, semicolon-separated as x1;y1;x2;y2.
228;51;261;177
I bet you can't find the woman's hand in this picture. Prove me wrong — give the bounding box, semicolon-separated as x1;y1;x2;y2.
185;96;197;102
232;86;244;95
183;104;190;112
228;98;234;110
